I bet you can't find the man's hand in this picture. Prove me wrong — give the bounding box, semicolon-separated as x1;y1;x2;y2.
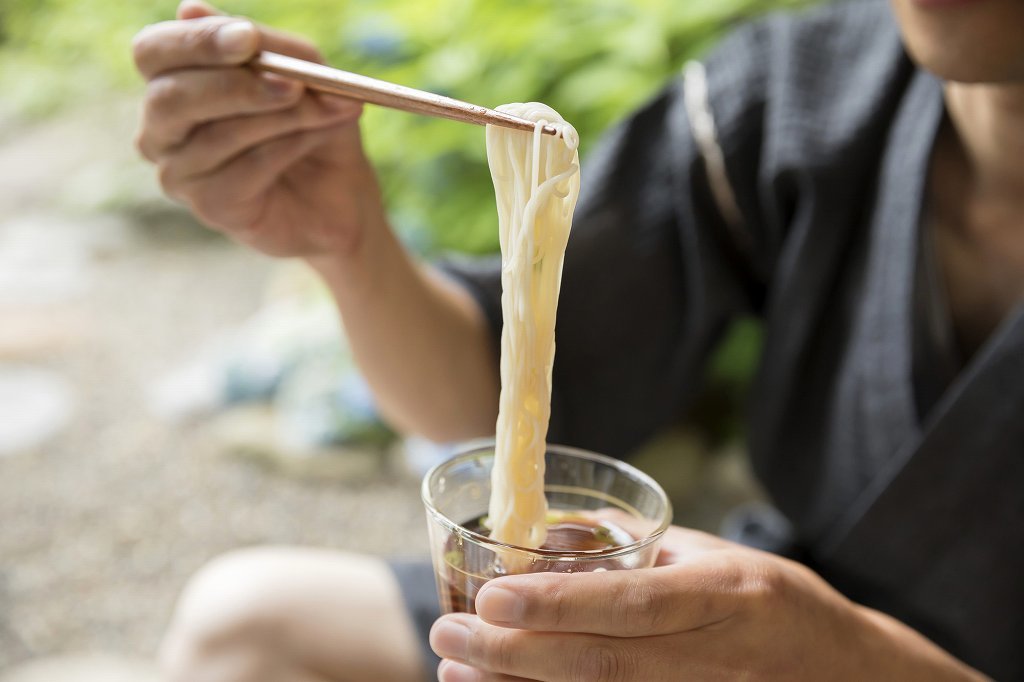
132;2;501;443
133;0;382;260
430;525;987;681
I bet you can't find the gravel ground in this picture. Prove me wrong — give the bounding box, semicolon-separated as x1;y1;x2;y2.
0;104;428;673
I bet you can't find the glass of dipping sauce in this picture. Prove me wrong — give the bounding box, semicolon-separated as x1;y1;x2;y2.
422;442;673;614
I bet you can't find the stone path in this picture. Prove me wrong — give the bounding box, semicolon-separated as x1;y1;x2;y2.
0;101;428;675
0;654;157;682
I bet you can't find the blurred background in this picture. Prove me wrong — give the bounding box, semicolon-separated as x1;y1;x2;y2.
0;0;812;678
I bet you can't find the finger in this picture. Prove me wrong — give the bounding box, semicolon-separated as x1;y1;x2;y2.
139;67;304;159
579;511;730;559
475;555;743;636
576;507;663;545
174;124;342;233
433;614;659;682
177;0;323;63
438;659;536;682
259;25;323;63
177;0;221;20
654;525;734;565
160;94;361;181
572;511;729;569
134;16;260;80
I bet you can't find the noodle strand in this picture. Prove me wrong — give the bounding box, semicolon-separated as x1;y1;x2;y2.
486;103;580;550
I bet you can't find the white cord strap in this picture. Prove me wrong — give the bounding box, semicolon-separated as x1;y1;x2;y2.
682;60;748;243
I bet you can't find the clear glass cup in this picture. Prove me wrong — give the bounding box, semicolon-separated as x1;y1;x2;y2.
422;441;673;614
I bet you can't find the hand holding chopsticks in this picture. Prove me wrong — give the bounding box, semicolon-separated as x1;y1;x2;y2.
252;51;559;137
131;6;560;263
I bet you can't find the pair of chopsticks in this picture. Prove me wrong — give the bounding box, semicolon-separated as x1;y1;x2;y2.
252;51;559;137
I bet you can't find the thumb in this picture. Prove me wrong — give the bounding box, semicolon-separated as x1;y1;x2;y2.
177;0;223;20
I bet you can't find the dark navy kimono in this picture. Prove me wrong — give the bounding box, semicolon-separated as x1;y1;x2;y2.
437;0;1024;677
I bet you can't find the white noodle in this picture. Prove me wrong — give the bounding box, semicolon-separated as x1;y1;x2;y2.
486;103;580;550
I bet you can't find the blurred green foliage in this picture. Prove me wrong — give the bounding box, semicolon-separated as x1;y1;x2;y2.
0;0;816;439
1;0;815;252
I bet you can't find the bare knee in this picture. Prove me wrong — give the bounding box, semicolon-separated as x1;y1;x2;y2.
159;547;300;682
158;547;422;682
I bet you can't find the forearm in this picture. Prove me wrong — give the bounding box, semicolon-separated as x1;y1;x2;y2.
853;604;990;681
307;215;499;443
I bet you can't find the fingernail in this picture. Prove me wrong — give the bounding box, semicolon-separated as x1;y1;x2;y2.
476;586;523;624
438;659;481;682
430;618;469;660
217;22;255;60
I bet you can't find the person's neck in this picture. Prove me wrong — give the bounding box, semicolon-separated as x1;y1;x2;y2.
943;81;1024;202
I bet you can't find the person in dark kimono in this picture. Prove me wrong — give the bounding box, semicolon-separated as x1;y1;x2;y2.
133;0;1022;679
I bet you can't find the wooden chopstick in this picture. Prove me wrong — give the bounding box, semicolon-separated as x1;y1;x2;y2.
251;51;558;136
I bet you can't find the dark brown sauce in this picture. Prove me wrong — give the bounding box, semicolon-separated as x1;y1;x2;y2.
438;513;635;614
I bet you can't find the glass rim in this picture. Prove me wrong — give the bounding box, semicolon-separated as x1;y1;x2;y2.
421;439;673;561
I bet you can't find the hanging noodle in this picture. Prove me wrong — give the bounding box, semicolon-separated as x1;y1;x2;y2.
485;103;581;550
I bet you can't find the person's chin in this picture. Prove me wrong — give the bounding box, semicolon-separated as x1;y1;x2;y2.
912;49;1024;84
892;0;1024;83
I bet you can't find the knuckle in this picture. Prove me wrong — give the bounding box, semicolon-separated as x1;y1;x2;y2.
739;556;789;611
147;76;185;120
193;119;240;156
189;176;249;230
131;22;172;70
160;169;210;212
570;644;631;682
130;26;156;67
483;629;518;671
184;180;221;218
616;576;663;636
551;581;579;629
156;160;179;192
182;21;224;61
694;555;748;625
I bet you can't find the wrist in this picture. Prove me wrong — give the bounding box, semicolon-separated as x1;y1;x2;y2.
850;604;989;681
305;245;366;292
304;212;410;307
304;188;392;293
303;157;390;283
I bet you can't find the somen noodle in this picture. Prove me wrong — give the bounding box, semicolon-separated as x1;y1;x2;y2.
485;103;581;550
